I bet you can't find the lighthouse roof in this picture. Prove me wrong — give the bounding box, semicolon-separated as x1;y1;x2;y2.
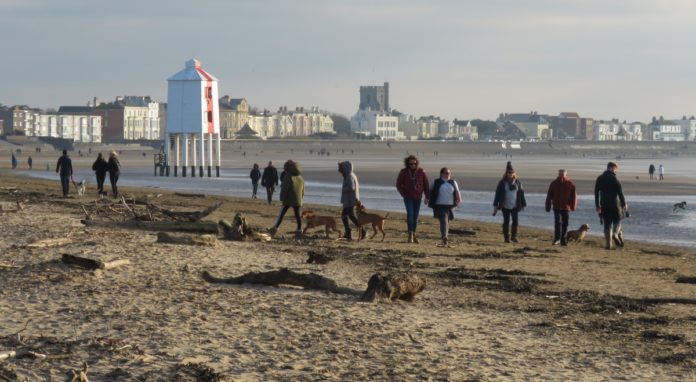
168;58;218;82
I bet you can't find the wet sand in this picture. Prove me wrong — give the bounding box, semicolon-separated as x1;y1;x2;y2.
0;173;694;381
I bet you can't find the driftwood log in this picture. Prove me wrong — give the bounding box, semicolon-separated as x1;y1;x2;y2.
156;232;217;246
26;237;73;248
306;251;335;264
676;276;696;284
202;268;426;302
361;272;427;302
80;219;219;233
449;228;477;236
154;202;222;222
174;192;206;198
61;254;130;271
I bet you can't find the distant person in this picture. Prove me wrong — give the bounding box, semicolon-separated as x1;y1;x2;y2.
107;151;121;198
249;163;261;199
55;149;73;197
493;162;526;243
27;156;32;170
268;160;304;237
338;161;364;240
595;162;627;250
648;164;655;180
396;155;430;244
92;153;109;197
545;169;577;246
11;153;17;169
658;164;664;180
261;161;279;205
429;167;461;247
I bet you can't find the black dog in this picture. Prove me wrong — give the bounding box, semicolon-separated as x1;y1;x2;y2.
673;201;687;213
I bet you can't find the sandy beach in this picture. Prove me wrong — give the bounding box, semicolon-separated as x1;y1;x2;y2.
0;157;695;381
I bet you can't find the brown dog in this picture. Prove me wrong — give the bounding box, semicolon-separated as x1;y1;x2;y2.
565;224;590;243
355;201;389;241
301;210;341;238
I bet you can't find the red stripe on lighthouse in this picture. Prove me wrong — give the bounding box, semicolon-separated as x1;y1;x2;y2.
197;68;215;134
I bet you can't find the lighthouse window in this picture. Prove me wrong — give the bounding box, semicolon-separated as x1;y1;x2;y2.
207;111;213;123
206;87;212;99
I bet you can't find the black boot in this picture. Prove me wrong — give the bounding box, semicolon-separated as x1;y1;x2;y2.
343;229;353;241
504;232;510;243
511;226;519;243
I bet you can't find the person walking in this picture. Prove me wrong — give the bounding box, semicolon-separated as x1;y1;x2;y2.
27;156;33;170
338;161;365;240
396;155;430;244
493;162;526;243
55;149;73;197
658;164;664;180
250;163;261;199
107;151;121;198
268;160;304;237
648;164;655;180
11;153;17;169
595;162;627;250
429;167;461;247
261;161;279;205
92;153;109;197
545;169;577;246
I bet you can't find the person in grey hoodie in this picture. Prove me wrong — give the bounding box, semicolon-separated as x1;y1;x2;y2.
338;161;365;240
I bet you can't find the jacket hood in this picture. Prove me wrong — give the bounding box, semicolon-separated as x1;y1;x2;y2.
338;161;353;176
286;161;301;176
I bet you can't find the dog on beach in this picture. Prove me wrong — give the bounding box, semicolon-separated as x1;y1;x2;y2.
673;201;687;213
565;224;590;243
355;200;389;241
74;179;86;197
301;210;341;238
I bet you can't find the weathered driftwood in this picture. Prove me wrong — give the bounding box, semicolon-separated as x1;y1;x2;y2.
155;201;222;222
306;251;335;264
61;254;130;271
69;362;90;382
174;192;206;198
640;297;696;305
202;268;361;295
202;268;426;302
0;201;24;213
156;232;217;246
676;276;696;284
0;350;47;361
449;228;477;236
361;272;427;302
26;237;73;248
80;219;220;233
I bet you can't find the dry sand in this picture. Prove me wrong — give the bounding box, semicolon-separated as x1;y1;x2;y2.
0;173;694;381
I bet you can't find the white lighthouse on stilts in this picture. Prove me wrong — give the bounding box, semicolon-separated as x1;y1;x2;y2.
165;58;222;178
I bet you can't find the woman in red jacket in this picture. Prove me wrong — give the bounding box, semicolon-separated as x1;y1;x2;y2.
396;155;430;243
545;169;577;246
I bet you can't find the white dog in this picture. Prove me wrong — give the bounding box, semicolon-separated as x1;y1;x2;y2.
76;180;86;197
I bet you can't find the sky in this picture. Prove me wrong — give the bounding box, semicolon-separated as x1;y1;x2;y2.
1;0;695;122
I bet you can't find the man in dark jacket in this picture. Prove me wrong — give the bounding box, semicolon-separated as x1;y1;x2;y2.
545;169;577;246
92;153;109;196
261;161;279;205
56;149;73;197
250;163;261;199
493;161;526;243
595;162;627;250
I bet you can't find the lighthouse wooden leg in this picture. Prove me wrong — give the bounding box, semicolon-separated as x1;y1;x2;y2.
216;133;221;177
183;134;189;177
207;133;213;177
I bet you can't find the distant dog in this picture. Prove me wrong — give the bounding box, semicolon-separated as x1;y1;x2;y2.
673;201;687;213
565;224;590;243
301;210;341;238
355;201;389;241
75;179;86;197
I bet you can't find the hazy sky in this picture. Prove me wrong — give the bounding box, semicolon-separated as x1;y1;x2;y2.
1;0;695;121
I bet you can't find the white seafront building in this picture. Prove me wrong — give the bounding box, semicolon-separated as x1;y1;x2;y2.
350;109;403;140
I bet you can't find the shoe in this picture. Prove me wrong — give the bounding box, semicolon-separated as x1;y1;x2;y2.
412;233;419;244
552;240;561;246
560;241;568;246
407;231;414;243
360;228;367;240
268;226;278;237
511;237;519;243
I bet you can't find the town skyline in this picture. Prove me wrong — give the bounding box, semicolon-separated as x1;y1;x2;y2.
2;1;695;122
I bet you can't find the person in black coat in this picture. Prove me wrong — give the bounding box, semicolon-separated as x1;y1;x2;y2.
595;161;627;250
250;163;261;199
92;153;109;196
107;151;121;198
55;149;73;197
261;161;279;205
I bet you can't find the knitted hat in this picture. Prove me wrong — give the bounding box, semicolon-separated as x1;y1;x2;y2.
506;161;514;172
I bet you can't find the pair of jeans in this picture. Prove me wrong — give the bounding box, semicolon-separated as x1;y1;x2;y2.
602;212;621;235
274;205;301;230
265;186;275;204
252;181;259;197
434;206;451;240
341;206;359;235
60;175;70;196
96;174;106;195
403;197;421;232
502;208;519;238
109;173;119;197
553;209;569;242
